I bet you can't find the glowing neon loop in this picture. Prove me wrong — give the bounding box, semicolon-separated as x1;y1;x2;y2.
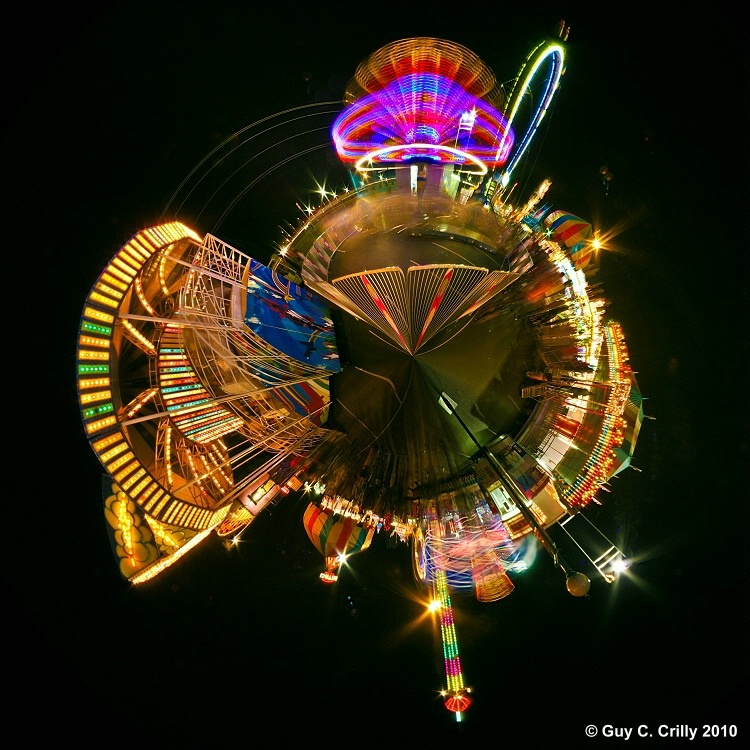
498;42;565;185
332;71;513;170
355;144;488;174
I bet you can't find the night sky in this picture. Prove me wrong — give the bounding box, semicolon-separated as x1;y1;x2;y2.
3;2;747;742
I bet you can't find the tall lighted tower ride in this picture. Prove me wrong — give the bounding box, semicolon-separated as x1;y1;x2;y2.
77;24;644;717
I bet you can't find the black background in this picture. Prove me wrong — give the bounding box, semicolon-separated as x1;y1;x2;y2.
2;1;747;742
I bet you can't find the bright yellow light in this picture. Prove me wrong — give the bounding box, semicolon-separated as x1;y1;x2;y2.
611;558;629;575
587;209;647;262
428;599;442;613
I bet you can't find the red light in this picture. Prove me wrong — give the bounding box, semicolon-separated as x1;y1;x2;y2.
444;690;472;713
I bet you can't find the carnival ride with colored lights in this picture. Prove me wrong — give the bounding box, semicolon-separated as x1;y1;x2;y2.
76;24;645;719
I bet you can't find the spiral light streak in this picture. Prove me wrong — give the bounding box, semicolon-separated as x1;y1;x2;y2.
333;75;513;167
423;515;519;592
350;37;500;99
333;37;514;171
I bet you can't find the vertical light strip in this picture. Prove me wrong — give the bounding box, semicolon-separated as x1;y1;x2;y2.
435;568;464;694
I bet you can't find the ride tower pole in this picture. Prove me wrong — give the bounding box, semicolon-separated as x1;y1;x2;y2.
433;567;472;721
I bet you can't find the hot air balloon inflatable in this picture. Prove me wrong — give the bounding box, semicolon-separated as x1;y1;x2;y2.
544;209;594;269
303;502;376;582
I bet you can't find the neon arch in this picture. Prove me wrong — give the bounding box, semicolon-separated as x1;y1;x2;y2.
498;41;565;185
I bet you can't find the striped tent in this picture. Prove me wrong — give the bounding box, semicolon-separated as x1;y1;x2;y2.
610;376;646;477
